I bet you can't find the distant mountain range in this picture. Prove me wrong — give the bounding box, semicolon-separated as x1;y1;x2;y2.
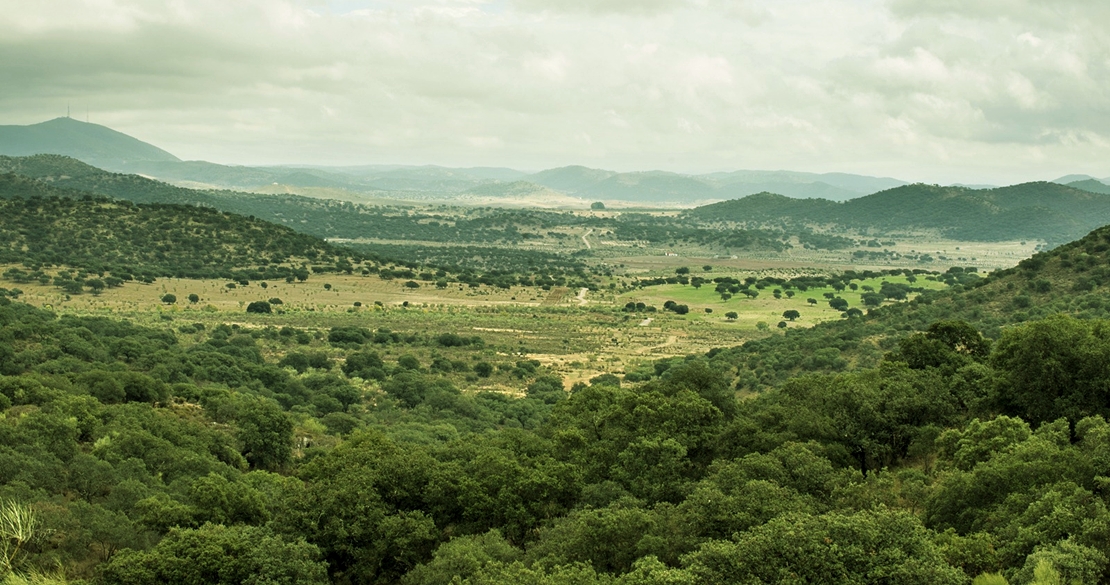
0;118;905;203
3;153;1110;244
1;117;1108;206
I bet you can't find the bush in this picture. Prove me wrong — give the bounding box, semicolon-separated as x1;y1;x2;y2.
246;301;272;314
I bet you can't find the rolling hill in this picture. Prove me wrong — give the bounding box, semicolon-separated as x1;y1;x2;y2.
0;173;359;283
688;182;1110;243
1068;179;1110;195
0;117;179;169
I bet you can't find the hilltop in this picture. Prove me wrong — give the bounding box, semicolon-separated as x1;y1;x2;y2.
0;117;179;170
688;181;1110;244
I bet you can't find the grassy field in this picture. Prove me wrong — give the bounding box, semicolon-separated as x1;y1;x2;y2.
0;262;957;390
619;274;948;329
4;267;768;389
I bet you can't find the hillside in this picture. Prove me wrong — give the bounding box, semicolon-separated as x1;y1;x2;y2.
0;117;179;169
688;181;1110;243
1069;178;1110;195
0;174;360;284
527;166;888;202
718;220;1110;390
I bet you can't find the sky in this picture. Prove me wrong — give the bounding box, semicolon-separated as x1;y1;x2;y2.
1;0;1107;184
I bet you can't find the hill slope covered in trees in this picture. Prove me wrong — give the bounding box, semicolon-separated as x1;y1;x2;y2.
688;182;1110;243
0;173;361;284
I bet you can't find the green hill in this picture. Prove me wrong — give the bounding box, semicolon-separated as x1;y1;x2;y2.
0;117;179;170
1068;178;1110;195
688;181;1110;243
0;173;359;285
713;220;1110;390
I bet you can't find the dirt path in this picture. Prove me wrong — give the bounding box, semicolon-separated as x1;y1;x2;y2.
581;228;593;250
576;288;588;306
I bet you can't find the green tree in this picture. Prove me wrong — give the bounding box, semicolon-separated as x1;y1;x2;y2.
684;510;965;585
782;310;800;321
991;315;1110;424
187;293;199;304
96;524;327;585
282;431;440;584
246;300;272;314
160;294;176;304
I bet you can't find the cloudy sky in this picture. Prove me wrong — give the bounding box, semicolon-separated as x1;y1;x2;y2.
1;0;1107;184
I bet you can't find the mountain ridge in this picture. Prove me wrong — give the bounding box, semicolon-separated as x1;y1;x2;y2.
0;117;180;169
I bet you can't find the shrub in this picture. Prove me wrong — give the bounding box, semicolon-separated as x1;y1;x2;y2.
246;301;272;314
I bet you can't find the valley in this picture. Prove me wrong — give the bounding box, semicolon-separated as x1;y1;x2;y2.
3;128;1110;585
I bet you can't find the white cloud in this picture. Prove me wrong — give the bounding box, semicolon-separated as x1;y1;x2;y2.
0;0;1107;183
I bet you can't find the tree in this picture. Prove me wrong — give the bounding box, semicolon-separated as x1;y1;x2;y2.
829;297;849;311
991;315;1110;424
684;510;965;584
777;321;787;329
676;267;690;275
590;201;605;210
807;298;817;305
782;310;800;321
86;278;106;294
404;280;420;289
232;395;293;470
97;524;327;585
725;312;738;320
187;293;200;304
161;293;176;304
861;292;885;307
246;300;272;314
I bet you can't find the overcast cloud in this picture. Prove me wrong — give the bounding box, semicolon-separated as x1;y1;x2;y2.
0;0;1106;183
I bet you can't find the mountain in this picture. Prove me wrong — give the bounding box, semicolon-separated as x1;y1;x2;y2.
526;166;907;203
688;182;1110;243
526;165;619;193
0;117;179;169
713;181;861;201
705;169;907;198
1068;179;1110;195
462;181;552;198
1054;174;1099;184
